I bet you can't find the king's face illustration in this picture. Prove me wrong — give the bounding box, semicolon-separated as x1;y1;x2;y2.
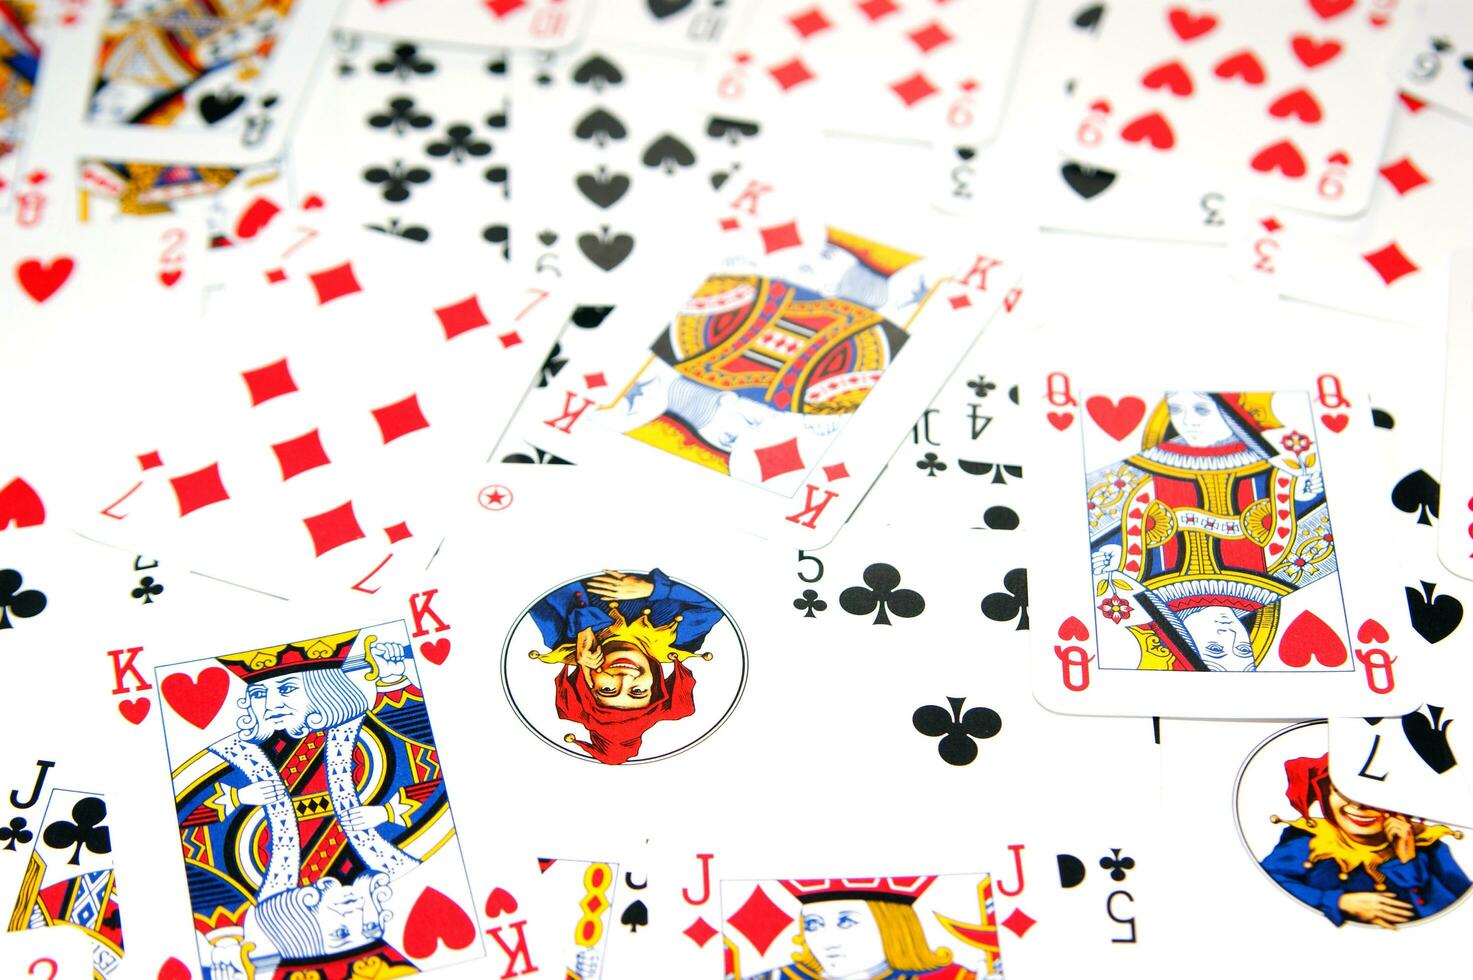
247;673;312;736
1165;391;1234;446
586;642;655;709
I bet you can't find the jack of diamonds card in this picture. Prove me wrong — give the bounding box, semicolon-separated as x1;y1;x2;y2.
1030;363;1419;718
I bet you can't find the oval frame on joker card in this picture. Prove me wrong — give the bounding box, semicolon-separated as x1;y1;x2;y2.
1234;720;1472;930
501;569;748;765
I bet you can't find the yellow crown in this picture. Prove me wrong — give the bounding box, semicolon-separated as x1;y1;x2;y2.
531;604;711;665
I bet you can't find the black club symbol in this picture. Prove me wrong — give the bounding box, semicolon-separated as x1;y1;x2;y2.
916;452;947;477
913;697;1001;766
131;576;164;604
368;96;433;136
1099;849;1135;882
426;123;492;163
839;563;924;625
373;42;436;80
43;796;111;866
967;375;996;397
793;589;827;618
364;160;431;203
0;569;46;629
0;816;32;850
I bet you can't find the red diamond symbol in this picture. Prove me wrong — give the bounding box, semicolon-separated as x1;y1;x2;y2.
272;430;330;480
137;451;163;471
1362;242;1419;285
823;462;850;482
726;886;793;955
372;394;431;444
787;6;832;38
435;295;490;339
264;267;286;284
1260;216;1282;233
759;220;803;254
241;358;298;406
485;0;526;17
171;463;230;517
908;20;954;53
303;501;366;556
682;917;718;948
308;262;362;305
719;216;741;231
1002;907;1036;937
768;57;816;92
856;0;899;21
734;51;753;65
1379;156;1429;196
384;521;412;543
498;330;522;348
583;371;607;390
891;71;940;107
959;77;980;92
754;437;806;482
949;293;972;309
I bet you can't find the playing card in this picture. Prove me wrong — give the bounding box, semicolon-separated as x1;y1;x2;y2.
719;872;1006;980
1061;0;1404;217
505;164;1022;547
33;0;336;166
1162;717;1472;955
1229;95;1473;326
99;615;486;977
706;0;1034;147
1029;296;1425;718
0;0;45;212
334;0;593;51
1390;0;1473;124
287;31;514;256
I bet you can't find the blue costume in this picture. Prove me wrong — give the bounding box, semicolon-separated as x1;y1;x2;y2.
1261;826;1470;926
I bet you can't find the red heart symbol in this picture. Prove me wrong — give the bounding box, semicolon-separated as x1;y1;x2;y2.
1127;509;1143;520
1308;0;1352;19
1167;7;1218;40
1276;527;1290;539
1357;618;1390;644
1141;60;1194;96
483;886;519;918
1320;413;1348;433
1327;150;1351;165
1088;98;1112;113
16;256;75;303
403;887;477;960
1291;35;1343;68
419;638;451;665
1125;561;1140;573
161;667;230;730
158;269;182;288
157;958;191;980
300;193;325;210
1277;493;1289;503
1277;509;1289;520
117;698;151;725
1268;87;1323;122
0;477;45;530
234;197;282;240
1250;139;1307;177
1213;50;1267;85
1120;111;1175;149
1047;411;1074;431
1277;610;1348;668
1268;543;1284;556
1058;616;1090;641
1086;395;1147;441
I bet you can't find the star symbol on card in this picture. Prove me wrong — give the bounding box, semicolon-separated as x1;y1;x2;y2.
478;485;513;511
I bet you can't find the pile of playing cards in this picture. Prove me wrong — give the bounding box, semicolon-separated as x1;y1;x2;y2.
4;1;1473;978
